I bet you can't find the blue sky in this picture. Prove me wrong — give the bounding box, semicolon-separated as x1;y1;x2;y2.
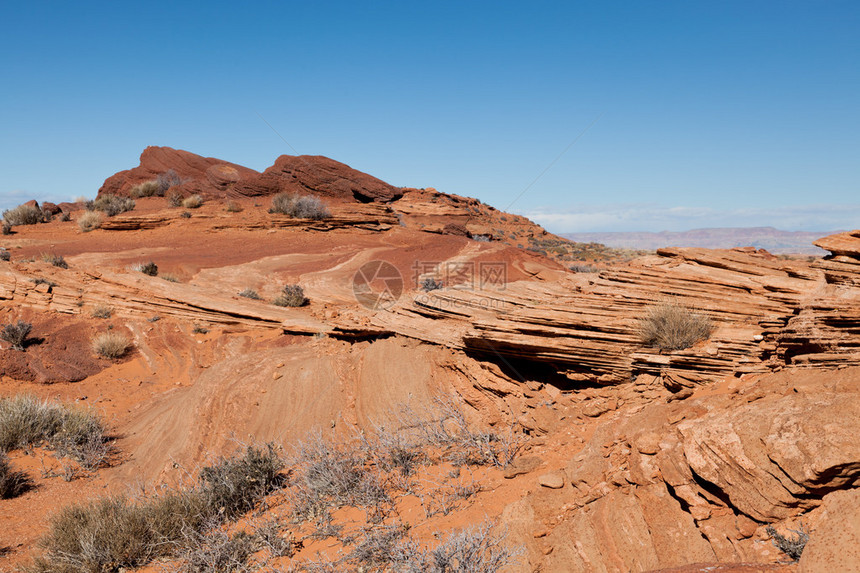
2;1;858;232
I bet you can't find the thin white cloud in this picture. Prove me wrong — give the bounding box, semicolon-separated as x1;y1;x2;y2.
523;203;860;233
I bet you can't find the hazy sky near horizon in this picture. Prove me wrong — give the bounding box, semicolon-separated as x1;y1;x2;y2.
2;1;858;233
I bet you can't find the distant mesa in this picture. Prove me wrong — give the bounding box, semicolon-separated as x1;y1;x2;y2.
97;146;403;204
562;227;839;255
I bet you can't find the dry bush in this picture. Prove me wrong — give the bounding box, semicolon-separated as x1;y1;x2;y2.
168;191;184;207
91;304;113;319
1;320;32;351
0;250;10;261
269;192;330;220
766;524;809;561
199;444;285;521
129;180;162;198
28;446;283;573
179;529;256;573
225;201;243;213
58;211;71;222
273;284;308;307
40;253;68;268
288;433;391;522
86;194;135;216
421;277;444;292
77;210;102;232
0;452;32;499
394;522;521;573
2;222;11;235
396;395;525;468
0;395;109;468
157;169;182;193
238;288;261;300
638;300;712;351
3;204;42;226
161;273;180;283
131;261;158;276
183;195;204;209
28;491;206;573
92;332;130;359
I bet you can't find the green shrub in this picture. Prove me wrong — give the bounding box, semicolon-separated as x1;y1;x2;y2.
77;210;102;232
273;284;308;307
1;320;32;350
269;193;330;220
86;195;135;216
638;300;712;351
3;204;42;226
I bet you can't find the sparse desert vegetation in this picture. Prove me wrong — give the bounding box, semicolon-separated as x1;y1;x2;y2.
131;261;159;276
269;192;330;220
273;284;308;307
91;331;131;359
0;395;109;468
90;304;113;319
85;194;135;216
0;452;32;499
1;320;32;351
183;194;204;209
238;288;261;299
3;203;43;227
40;253;68;268
77;210;102;232
638;299;712;351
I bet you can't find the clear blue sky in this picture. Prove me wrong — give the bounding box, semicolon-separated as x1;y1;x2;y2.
2;1;858;232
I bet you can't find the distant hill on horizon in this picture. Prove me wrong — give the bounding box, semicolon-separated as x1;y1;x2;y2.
561;226;841;255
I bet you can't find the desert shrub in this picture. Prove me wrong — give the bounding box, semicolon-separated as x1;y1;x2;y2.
31;277;57;287
183;195;204;209
132;261;158;276
3;204;42;226
129;180;162;198
0;395;109;467
29;491;206;573
77;210;102;232
180;529;256;573
345;525;410;569
289;433;390;521
157;169;182;193
168;191;184;207
421;277;443;292
472;234;492;242
766;524;809;561
269;192;330;220
161;273;180;283
199;444;284;521
1;320;32;351
238;288;261;300
394;522;521;573
638;300;712;351
91;304;113;319
0;250;10;261
87;194;135;217
41;253;68;269
58;211;71;222
181;210;192;218
569;264;599;273
225;201;243;213
273;284;308;307
396;395;524;468
92;332;130;359
2;222;11;235
0;452;32;499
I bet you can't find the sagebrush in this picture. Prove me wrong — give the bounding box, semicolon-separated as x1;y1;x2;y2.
269;193;330;219
92;332;130;359
1;320;32;351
